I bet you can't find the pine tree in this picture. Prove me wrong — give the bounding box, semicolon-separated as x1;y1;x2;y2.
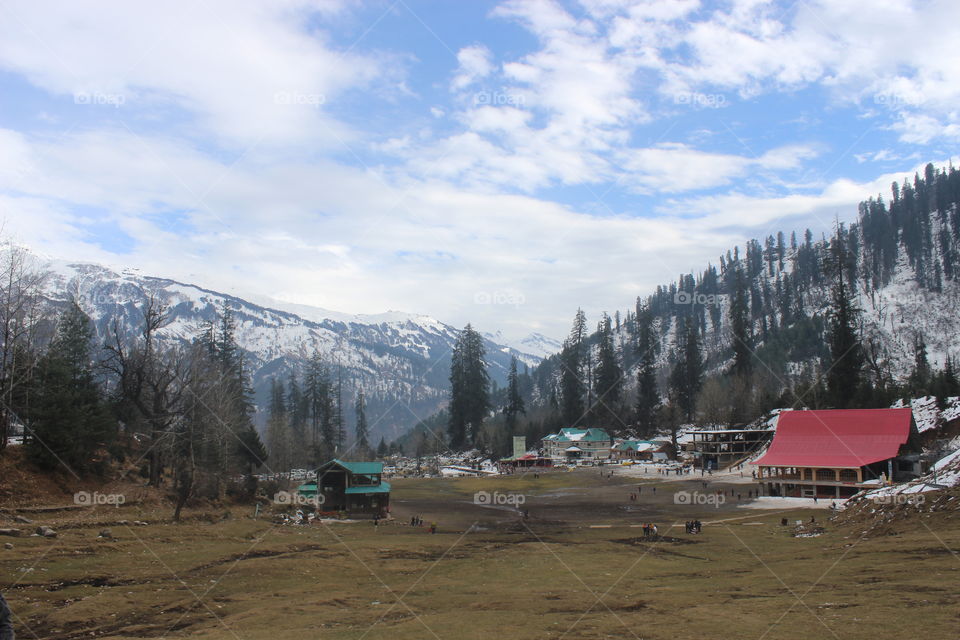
668;318;703;422
728;263;752;379
593;313;622;427
560;309;587;426
265;377;292;472
355;388;369;456
825;222;864;408
634;304;660;437
504;355;525;434
908;333;932;396
448;324;490;449
376;436;387;458
28;302;114;473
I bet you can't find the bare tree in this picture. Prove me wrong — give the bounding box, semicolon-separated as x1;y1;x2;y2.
0;243;49;449
103;295;186;485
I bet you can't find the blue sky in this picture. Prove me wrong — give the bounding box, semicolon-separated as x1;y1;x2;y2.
0;0;958;343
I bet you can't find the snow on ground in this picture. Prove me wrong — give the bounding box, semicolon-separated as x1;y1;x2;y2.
740;496;836;510
857;444;960;503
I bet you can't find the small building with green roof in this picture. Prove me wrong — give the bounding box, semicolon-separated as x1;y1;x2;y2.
313;459;391;517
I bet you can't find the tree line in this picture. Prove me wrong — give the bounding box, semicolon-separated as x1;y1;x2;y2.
426;163;960;457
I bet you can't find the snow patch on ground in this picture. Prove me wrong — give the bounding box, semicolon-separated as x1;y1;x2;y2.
740;496;834;510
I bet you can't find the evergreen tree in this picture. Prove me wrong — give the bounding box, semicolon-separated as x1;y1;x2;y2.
355;388;369;455
376;436;387;458
447;323;490;449
560;309;587;425
28;302;113;472
265;377;293;472
593;313;622;426
933;356;959;406
825;222;864;408
908;333;932;396
634;304;660;437
504;355;525;434
668;318;703;422
729;264;753;379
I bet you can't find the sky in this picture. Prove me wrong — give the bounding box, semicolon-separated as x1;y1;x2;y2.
0;0;958;344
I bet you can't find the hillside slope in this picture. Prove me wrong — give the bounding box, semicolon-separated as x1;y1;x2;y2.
38;258;540;441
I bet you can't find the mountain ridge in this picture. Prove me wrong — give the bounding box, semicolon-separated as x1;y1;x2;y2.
36;255;544;443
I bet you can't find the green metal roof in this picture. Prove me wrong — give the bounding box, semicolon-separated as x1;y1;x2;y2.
344;481;391;495
316;459;384;475
546;427;612;443
297;482;318;494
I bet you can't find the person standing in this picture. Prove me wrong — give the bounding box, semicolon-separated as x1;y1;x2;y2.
0;591;14;640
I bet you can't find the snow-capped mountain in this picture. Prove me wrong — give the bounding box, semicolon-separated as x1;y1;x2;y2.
517;332;564;360
481;329;562;366
40;258;542;442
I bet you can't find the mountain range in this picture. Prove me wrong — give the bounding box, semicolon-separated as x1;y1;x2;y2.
39;257;545;443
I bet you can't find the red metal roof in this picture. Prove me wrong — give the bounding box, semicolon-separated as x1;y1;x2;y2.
752;408;913;469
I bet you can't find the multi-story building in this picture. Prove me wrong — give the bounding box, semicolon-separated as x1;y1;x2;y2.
542;427;613;462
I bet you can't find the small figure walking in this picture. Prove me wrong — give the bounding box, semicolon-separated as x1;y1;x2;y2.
429;522;437;534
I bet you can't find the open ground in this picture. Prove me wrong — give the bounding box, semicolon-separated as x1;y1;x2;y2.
2;468;958;640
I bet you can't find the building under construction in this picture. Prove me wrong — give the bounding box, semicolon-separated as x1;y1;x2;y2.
686;426;774;470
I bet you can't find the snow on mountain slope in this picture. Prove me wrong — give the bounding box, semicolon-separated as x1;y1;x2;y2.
39;257;541;441
482;329;558;367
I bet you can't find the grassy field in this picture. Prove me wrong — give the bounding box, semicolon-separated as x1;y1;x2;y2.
2;470;958;640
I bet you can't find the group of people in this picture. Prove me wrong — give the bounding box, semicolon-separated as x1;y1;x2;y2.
685;520;703;534
641;523;658;537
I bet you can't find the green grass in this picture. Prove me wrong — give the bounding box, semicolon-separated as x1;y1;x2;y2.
2;472;958;640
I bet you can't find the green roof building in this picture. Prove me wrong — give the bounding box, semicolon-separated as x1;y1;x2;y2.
542;427;613;462
314;459;391;517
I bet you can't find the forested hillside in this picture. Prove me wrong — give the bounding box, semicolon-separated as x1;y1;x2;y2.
448;163;960;455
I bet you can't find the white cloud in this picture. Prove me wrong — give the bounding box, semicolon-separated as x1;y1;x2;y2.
2;0;958;343
452;45;494;90
617;142;819;194
0;0;386;147
0;123;930;341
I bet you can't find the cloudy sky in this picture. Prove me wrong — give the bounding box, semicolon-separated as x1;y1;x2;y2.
1;0;958;343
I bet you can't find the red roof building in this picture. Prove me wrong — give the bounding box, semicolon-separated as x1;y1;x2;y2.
752;408;922;499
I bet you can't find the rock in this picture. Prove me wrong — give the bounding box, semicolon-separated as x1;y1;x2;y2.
134;521;147;526
0;529;21;537
3;542;12;549
117;520;130;526
13;515;32;524
36;526;57;538
98;528;113;539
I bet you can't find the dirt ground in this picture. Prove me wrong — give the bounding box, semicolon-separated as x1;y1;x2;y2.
1;465;958;640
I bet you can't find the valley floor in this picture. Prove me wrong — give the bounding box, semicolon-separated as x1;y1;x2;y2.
1;469;957;640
